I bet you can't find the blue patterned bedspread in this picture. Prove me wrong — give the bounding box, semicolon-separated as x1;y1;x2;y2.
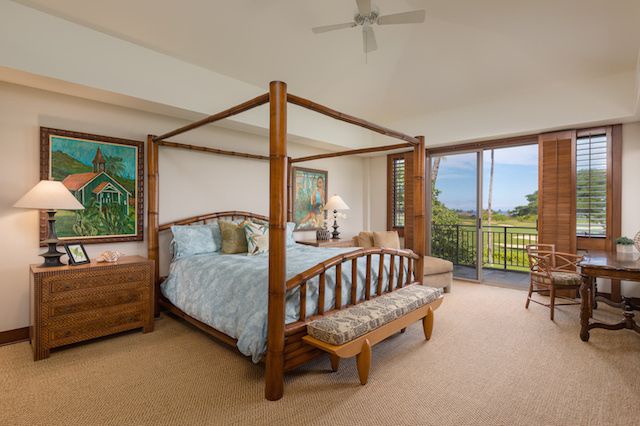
161;244;406;362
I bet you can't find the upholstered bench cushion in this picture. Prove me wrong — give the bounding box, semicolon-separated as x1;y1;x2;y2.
307;285;442;346
424;256;453;275
550;271;582;286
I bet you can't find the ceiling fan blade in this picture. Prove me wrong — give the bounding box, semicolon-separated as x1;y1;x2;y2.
356;0;372;15
312;22;356;34
363;26;377;53
377;10;426;25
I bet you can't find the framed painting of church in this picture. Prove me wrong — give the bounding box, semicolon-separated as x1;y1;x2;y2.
39;127;144;245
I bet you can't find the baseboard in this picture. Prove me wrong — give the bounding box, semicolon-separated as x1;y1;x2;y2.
0;327;29;347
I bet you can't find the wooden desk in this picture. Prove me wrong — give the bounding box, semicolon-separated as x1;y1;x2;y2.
579;251;640;342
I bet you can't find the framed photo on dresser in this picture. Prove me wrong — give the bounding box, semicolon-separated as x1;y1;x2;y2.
39;127;144;245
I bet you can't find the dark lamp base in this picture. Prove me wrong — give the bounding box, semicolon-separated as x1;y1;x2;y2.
40;210;65;267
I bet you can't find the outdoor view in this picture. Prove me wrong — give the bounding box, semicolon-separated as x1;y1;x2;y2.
431;145;539;275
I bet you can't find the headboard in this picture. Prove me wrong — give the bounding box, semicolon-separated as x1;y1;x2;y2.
157;210;268;232
153;211;268;281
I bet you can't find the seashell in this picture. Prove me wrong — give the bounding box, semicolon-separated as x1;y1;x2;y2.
97;250;123;263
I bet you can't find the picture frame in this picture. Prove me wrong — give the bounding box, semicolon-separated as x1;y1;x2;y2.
64;243;91;265
292;167;328;231
40;127;144;245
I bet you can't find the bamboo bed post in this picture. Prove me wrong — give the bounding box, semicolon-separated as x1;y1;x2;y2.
265;81;287;401
287;156;293;222
147;135;160;316
413;136;426;281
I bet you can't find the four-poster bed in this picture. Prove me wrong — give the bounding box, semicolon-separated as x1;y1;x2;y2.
147;81;435;400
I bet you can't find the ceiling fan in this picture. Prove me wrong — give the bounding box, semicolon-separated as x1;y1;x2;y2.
311;0;426;53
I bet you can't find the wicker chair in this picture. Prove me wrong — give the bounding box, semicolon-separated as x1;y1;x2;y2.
525;244;584;320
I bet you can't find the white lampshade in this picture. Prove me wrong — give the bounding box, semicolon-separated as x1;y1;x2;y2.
14;180;84;210
324;195;350;211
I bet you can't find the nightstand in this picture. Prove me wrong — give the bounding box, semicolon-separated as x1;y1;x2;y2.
297;238;355;248
29;255;154;361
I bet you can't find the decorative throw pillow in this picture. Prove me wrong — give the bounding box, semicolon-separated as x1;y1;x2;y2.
286;222;297;246
244;221;269;255
372;231;401;249
170;225;216;259
356;231;375;248
219;220;249;254
207;221;222;251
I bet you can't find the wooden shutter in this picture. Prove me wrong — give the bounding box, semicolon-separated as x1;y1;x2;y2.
538;131;577;254
387;152;414;248
404;153;414;250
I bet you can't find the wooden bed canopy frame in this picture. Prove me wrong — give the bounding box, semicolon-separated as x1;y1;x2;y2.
147;81;426;400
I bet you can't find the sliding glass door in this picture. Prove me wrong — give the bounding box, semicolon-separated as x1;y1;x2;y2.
428;150;483;281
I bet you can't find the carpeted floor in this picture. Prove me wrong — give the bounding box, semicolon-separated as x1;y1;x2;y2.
1;281;639;426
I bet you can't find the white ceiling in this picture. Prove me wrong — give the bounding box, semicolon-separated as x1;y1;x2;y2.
13;0;640;126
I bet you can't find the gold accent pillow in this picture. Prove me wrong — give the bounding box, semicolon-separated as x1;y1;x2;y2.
356;231;374;248
372;231;401;249
219;220;249;254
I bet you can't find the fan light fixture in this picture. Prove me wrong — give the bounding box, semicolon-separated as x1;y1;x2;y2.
311;0;426;56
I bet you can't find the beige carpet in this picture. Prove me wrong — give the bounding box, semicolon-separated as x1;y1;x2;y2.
1;281;639;426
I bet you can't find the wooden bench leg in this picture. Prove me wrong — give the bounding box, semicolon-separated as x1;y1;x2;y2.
422;307;434;340
329;354;340;372
356;339;371;385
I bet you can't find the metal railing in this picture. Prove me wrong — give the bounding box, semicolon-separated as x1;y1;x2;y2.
431;224;538;271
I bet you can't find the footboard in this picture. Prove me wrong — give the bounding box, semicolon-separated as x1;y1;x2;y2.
282;247;420;371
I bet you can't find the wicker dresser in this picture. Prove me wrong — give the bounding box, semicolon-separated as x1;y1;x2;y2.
29;255;154;361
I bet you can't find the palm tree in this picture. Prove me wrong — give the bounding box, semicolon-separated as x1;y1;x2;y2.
105;155;125;178
487;149;495;264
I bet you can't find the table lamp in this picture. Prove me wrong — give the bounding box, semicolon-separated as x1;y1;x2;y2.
14;180;85;267
324;195;350;239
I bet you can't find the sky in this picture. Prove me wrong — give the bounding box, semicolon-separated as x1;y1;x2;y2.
51;136;137;180
433;144;538;212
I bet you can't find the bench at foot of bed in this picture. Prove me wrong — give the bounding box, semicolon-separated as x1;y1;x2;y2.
302;284;443;385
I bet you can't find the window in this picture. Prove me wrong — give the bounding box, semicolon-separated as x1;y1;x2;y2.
390;156;405;227
576;133;608;237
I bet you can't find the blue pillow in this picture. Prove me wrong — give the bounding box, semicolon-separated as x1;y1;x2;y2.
207;222;222;251
171;225;216;259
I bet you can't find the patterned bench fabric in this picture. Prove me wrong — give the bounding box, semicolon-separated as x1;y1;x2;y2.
307;285;442;346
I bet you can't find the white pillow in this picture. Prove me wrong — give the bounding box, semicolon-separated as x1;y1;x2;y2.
244;221;269;255
286;222;297;246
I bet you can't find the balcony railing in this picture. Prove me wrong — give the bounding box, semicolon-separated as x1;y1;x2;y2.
431;224;538;272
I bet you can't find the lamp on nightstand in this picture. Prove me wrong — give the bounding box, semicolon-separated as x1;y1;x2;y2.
14;180;85;267
324;195;350;240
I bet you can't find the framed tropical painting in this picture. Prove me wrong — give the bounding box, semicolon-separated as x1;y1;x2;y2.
40;127;144;245
292;167;328;231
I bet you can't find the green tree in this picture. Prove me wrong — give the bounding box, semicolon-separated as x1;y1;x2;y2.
511;190;538;217
105;155;125;178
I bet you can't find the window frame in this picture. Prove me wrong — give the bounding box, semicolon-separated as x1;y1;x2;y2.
575;125;621;252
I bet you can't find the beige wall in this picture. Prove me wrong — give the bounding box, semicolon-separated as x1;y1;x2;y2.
0;82;367;332
367;156;388;232
620;122;640;297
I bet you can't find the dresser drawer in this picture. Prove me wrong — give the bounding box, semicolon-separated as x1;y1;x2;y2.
47;309;145;348
45;268;148;295
46;288;147;319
